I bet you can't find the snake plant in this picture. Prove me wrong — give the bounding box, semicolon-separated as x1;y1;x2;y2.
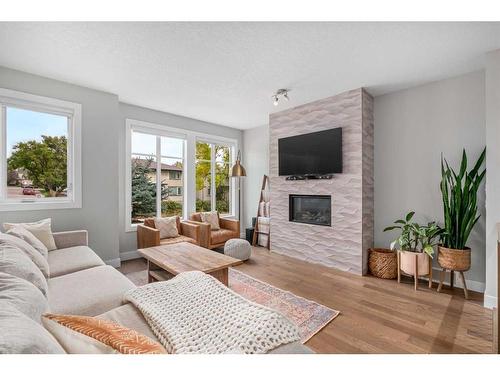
440;148;486;250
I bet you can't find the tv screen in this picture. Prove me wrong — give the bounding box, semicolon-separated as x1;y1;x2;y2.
278;128;342;176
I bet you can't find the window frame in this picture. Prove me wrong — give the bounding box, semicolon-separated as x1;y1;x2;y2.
125;118;237;232
0;88;82;211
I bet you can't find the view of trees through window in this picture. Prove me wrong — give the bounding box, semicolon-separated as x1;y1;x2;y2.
130;131;184;223
6;107;69;200
195;141;230;214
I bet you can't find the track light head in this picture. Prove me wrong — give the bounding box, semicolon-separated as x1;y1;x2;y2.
273;96;279;106
271;89;290;106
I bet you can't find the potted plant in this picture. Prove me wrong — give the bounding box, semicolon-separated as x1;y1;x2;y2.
438;148;486;298
384;211;444;290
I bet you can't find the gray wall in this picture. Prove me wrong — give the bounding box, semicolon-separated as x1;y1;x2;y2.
374;70;486;289
118;103;243;256
0;66;121;263
242;125;269;231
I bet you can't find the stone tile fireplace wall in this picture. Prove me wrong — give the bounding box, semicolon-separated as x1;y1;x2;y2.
269;88;374;275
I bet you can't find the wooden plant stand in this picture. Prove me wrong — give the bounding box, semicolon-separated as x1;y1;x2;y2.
397;251;432;291
437;268;469;299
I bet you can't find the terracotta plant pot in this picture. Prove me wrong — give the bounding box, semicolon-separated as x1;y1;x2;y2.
397;250;433;290
437;246;471;272
368;248;397;279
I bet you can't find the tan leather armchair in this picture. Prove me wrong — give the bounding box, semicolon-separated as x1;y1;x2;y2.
136;217;200;249
188;213;240;249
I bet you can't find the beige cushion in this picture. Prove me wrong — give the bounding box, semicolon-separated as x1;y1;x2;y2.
200;211;220;230
4;218;57;251
0;273;48;323
0;245;48;296
48;266;135;316
0;302;65;354
0;232;50;278
154;216;179;239
42;313;166;354
48;246;105;278
6;226;48;258
211;228;238;245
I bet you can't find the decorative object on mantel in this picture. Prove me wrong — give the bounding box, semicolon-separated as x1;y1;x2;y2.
252;175;270;248
230;149;246;222
368;248;397;279
384;211;444;290
437;148;486;300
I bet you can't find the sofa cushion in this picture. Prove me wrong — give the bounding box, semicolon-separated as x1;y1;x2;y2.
4;218;57;251
48;246;105;278
0;244;48;296
154;216;179;239
159;235;196;246
6;226;48;259
0;302;65;354
211;228;238;245
0;232;50;278
48;266;135;316
0;272;48;323
200;211;220;230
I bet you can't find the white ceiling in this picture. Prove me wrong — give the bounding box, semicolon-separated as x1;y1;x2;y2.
1;22;500;129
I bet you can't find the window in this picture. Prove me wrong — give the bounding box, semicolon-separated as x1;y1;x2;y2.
129;128;185;224
0;89;81;211
195;141;232;215
169;170;181;180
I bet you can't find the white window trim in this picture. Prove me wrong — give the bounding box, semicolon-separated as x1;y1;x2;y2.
125;118;237;232
0;88;82;212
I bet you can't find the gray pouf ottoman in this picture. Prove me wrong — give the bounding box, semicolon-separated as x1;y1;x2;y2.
224;239;251;261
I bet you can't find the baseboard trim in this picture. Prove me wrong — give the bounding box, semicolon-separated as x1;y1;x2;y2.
105;258;121;268
120;250;142;261
484;294;498;310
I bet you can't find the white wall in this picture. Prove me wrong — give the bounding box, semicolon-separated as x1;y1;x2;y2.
118;103;243;257
0;66;121;264
485;50;500;309
374;71;486;290
242;125;269;231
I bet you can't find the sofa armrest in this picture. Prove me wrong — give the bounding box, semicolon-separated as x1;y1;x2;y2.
137;225;160;249
185;220;211;248
220;217;240;235
53;230;88;249
180;221;201;245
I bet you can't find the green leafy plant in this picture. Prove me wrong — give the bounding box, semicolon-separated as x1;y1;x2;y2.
440;148;486;250
384;211;444;257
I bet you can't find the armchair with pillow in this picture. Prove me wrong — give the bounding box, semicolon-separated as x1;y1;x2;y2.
136;216;200;249
188;212;240;249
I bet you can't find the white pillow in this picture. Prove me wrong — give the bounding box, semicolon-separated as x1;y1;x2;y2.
200;211;220;231
0;244;49;296
6;226;48;259
0;272;49;323
4;218;57;251
0;233;50;278
154;216;179;239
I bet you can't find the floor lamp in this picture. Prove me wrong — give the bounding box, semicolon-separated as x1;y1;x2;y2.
231;150;246;222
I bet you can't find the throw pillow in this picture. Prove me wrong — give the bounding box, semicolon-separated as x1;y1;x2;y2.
5;226;48;259
4;218;57;251
0;233;50;278
0;272;49;323
200;211;220;231
0;302;65;354
42;314;167;354
153;216;179;239
0;244;49;296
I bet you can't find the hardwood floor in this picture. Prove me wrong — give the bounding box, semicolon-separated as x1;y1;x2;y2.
119;246;493;354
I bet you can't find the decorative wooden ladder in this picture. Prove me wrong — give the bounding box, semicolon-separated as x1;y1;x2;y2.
252;175;270;248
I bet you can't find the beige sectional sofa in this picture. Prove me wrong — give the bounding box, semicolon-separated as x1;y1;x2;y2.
1;229;312;354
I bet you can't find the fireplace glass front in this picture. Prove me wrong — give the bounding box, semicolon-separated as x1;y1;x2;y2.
289;194;331;226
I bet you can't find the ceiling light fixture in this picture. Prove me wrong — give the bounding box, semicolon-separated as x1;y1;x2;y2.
272;89;290;106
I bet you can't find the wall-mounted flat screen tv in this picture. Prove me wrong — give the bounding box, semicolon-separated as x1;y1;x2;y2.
278;127;342;176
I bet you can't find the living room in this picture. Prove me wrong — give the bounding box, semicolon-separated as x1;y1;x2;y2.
1;2;500;371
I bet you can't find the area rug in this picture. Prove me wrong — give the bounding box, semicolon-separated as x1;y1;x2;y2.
228;269;339;343
125;268;339;343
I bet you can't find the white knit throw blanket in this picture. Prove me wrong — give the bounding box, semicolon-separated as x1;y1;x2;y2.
124;271;300;354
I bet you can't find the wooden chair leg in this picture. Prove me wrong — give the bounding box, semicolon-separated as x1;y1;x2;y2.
428;264;433;289
437;268;446;293
459;271;469;299
397;251;401;284
414;255;418;291
450;270;454;289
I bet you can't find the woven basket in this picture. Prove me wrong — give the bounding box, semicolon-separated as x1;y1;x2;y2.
437;246;471;271
368;248;397;279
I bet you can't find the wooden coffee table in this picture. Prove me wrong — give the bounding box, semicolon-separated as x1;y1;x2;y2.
138;242;243;286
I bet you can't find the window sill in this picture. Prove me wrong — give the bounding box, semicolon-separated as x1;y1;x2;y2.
0;200;81;212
